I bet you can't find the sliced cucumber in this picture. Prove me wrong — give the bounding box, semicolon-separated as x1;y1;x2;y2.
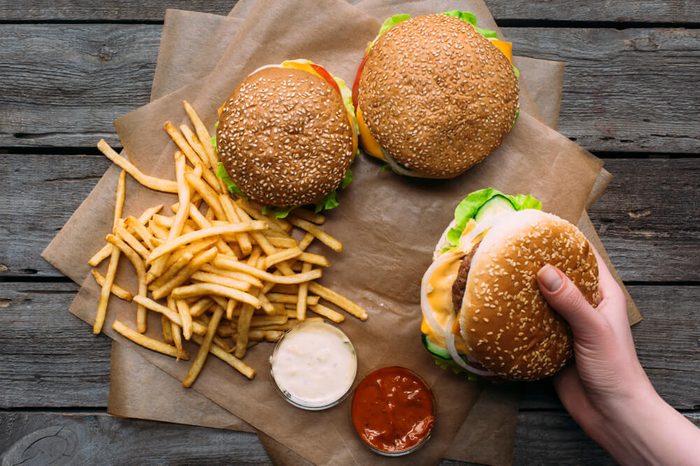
421;334;451;360
474;195;516;223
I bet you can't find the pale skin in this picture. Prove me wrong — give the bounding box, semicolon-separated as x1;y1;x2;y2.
537;253;700;466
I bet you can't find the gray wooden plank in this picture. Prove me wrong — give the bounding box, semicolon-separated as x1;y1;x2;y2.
588;158;700;282
0;412;271;465
3;154;698;281
1;282;697;410
503;27;700;153
1;411;698;465
0;0;698;23
511;410;700;466
0;153;109;278
1;24;700;153
0;282;110;409
0;24;159;149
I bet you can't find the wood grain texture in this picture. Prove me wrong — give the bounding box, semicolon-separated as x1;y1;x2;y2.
1;282;697;410
0;1;698;22
503;27;700;153
3;155;698;281
0;412;270;465
1;411;698;465
1;25;699;152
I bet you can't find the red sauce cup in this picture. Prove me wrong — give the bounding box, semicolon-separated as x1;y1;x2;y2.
350;366;436;456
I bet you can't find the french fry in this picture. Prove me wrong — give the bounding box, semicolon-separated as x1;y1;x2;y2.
213;335;234;353
172;283;261;308
97;139;177;193
90;269;132;301
266;292;319;306
113;320;188;360
114;222;150;259
166;237;216;267
220;194;252;255
182;100;218;168
254;317;323;332
298;252;330;267
298;232;315;251
289;217;343;252
152;247;218;300
199;264;263;288
125;216;155;250
293;208;325;225
309;303;345;323
268;236;298;249
248;330;285;342
149;252;193;287
171;321;184;360
148;153;191;280
164;122;221;192
148;223;266;262
257;292;276;315
161;315;174;345
186;172;225;219
296;262;312;321
93;247;121;334
235;199;290;233
180;124;210;168
176;299;193;340
132;295;207;336
106;234;149;332
264;247;302;269
90;204;163;267
183;306;224;387
189;297;214;317
190;271;251;291
226;299;237;320
308;282;368;321
217;325;235;338
250;315;288;328
114;169;127;227
214;255;322;285
192;334;255;380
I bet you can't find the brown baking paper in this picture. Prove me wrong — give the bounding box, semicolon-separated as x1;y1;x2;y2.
40;1;634;465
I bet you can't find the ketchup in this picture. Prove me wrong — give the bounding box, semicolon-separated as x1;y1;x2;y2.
351;366;435;455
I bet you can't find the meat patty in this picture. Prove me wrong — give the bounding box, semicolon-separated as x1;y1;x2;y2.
451;242;481;312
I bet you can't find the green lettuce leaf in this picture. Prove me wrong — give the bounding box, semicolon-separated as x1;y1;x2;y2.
375;11;499;42
215;162;244;197
446;188;542;246
261;205;294;219
378;14;411;36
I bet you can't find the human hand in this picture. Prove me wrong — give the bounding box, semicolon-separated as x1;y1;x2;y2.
537;250;700;466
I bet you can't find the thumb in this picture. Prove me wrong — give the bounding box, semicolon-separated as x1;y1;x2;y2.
537;264;603;338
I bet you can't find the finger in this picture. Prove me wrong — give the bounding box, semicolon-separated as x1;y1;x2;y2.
591;248;628;328
537;264;604;340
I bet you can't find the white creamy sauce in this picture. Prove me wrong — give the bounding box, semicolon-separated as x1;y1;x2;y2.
270;322;357;409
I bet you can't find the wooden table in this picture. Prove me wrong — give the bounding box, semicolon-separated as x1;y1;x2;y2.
1;1;698;464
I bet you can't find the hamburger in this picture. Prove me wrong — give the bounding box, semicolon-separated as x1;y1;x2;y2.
353;12;519;178
216;59;358;218
420;189;600;381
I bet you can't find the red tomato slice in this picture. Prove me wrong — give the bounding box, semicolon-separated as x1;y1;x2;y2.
352;53;368;108
310;63;340;94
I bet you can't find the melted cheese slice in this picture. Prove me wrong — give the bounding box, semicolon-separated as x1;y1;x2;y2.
356;106;384;160
489;39;513;63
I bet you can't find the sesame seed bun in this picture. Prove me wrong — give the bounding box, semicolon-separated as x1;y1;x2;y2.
458;210;599;381
358;14;519;178
217;66;354;207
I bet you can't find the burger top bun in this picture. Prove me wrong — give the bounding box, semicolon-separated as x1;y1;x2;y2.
358;14;519;178
217;66;354;207
459;210;599;381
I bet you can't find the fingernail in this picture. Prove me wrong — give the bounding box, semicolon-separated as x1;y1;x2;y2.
538;265;562;292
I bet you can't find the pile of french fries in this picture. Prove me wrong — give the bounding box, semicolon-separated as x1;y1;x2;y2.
89;101;368;386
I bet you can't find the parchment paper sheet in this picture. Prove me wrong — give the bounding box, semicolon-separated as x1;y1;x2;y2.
39;1;636;459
